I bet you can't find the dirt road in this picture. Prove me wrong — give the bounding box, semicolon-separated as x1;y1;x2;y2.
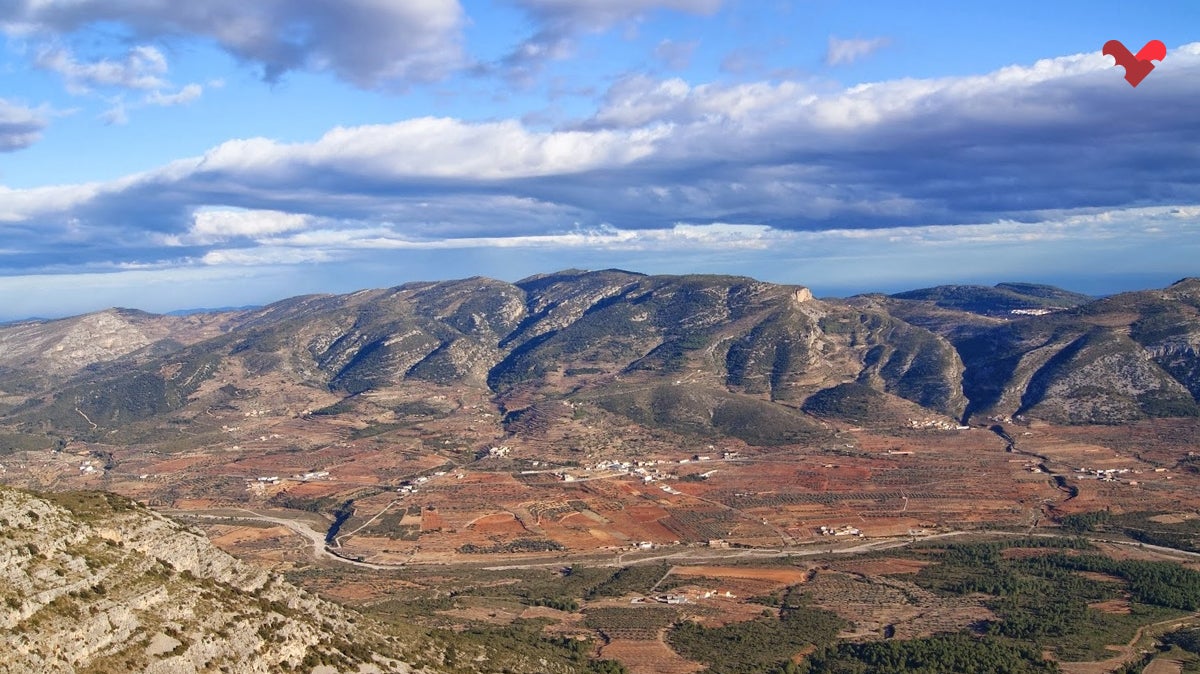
167;508;399;570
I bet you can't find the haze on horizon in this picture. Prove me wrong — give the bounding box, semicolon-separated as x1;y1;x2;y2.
0;1;1197;319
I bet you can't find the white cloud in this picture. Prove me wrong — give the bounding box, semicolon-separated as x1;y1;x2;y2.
586;75;816;132
144;83;203;107
31;42;205;120
0;98;46;151
825;35;890;66
35;44;168;93
172;208;313;245
0;182;100;221
236;206;1200;257
193;117;668;180
806;206;1200;247
1;0;467;88
589;74;692;128
253;221;782;253
200;247;334;266
2;206;1198;320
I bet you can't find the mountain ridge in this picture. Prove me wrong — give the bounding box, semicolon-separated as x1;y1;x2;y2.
1;271;1199;444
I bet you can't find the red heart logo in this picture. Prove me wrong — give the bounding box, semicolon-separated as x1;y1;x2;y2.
1103;39;1166;87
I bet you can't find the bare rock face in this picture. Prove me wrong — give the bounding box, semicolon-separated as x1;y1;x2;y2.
0;487;437;674
0;309;235;377
0;310;159;376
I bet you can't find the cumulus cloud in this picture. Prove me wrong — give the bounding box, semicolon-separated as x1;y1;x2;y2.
0;0;466;87
0;99;47;151
100;86;202;124
825;35;890;66
127;207;1200;307
246;222;772;253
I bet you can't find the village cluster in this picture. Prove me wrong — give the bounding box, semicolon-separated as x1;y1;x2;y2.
552;451;741;484
906;418;972;431
1073;465;1170;484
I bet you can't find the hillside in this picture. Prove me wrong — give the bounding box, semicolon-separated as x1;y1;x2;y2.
1;485;434;673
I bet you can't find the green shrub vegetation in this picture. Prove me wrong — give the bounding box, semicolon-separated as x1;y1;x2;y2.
801;383;890;422
1059;510;1111;533
667;587;845;674
1058;510;1200;553
912;538;1198;660
457;538;565;554
586;563;668;599
529;596;579;612
796;633;1059;673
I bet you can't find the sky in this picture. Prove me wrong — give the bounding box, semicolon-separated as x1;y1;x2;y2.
1;0;1199;319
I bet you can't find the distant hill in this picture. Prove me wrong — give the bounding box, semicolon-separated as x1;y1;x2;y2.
165;305;262;316
889;282;1094;316
1;271;1199;441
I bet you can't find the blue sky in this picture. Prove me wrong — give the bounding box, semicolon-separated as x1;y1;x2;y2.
0;0;1198;318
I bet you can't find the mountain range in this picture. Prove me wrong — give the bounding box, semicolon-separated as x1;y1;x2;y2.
2;270;1199;448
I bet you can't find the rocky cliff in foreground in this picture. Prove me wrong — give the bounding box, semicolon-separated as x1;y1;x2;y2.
0;486;444;674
